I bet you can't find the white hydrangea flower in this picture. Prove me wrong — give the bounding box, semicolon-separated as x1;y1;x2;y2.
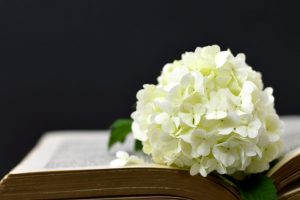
110;151;144;167
131;45;284;177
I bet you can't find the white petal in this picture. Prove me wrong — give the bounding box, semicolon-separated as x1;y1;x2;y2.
180;132;193;143
255;145;262;158
169;67;189;84
190;163;200;176
206;159;217;169
194;114;202;125
215;50;232;68
193;104;205;125
261;87;274;106
162;119;176;133
219;127;233;135
127;156;145;165
179;113;195;127
247;129;258;138
155;100;173;114
240;81;256;97
110;159;127;167
250;119;262;130
235;126;248;137
245;145;258;157
132;122;148;141
268;134;280;142
199;166;208;177
116;151;129;159
206;110;227;120
172;117;181;128
180;73;193;88
222;154;235;167
248;119;261;138
192;72;204;94
197;142;210;156
213;147;235;167
154;113;169;124
216;163;227;174
240;81;257;113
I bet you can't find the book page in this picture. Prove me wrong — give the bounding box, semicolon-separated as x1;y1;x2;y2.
11;116;300;175
11;131;137;174
267;116;300;176
281;116;300;152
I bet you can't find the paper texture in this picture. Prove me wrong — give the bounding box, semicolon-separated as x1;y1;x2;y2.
11;131;135;173
281;116;300;152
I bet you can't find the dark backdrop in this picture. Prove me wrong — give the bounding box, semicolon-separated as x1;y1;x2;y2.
0;0;299;177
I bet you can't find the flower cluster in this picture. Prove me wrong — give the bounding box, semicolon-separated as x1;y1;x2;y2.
131;45;283;177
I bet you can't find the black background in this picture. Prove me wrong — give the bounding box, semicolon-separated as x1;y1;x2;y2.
0;0;300;177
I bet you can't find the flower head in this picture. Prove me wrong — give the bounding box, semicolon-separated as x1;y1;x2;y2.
131;45;283;177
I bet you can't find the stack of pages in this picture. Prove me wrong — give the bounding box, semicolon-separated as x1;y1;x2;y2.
1;116;300;200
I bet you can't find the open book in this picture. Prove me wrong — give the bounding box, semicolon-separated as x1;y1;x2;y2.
0;116;300;200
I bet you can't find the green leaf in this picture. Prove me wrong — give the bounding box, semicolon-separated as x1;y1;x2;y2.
134;140;143;151
108;119;133;149
238;174;277;200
